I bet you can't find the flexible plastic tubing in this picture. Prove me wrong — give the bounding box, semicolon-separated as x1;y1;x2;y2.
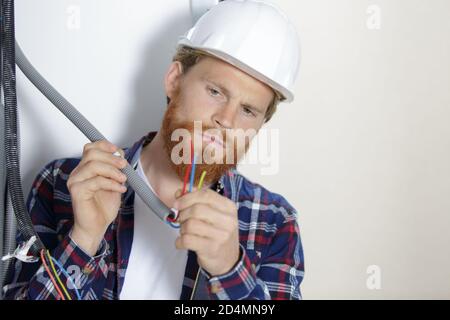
14;41;173;223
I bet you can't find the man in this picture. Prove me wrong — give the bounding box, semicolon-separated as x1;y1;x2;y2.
4;0;304;300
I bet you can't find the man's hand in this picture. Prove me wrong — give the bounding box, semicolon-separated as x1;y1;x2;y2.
67;140;127;256
174;189;240;277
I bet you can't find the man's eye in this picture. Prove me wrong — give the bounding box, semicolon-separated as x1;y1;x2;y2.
243;106;256;117
208;87;221;97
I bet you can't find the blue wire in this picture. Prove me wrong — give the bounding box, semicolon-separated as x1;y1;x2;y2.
167;220;181;229
189;154;197;193
50;256;82;300
166;154;197;230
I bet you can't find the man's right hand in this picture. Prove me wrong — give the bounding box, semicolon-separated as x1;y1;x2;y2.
67;140;128;256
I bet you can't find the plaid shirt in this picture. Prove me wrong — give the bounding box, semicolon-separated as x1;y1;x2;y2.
3;132;304;300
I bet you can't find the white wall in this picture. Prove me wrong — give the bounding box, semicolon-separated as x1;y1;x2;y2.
16;0;450;299
17;0;192;188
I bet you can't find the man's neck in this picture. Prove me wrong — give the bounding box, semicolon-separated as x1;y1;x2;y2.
139;131;183;209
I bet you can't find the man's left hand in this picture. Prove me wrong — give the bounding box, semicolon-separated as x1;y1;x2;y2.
174;189;240;277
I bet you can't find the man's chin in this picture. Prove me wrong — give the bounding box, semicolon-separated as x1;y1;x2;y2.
161;100;242;186
171;160;236;187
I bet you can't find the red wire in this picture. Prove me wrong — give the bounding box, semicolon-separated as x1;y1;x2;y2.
40;249;65;300
168;140;194;224
181;163;192;197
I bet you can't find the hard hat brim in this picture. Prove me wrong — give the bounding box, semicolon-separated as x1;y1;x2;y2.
177;41;294;103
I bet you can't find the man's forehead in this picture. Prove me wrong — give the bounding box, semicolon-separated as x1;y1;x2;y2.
194;56;237;79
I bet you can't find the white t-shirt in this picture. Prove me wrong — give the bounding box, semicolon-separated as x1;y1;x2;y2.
119;158;188;300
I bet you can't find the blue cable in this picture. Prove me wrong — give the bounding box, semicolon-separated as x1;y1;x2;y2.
166;154;197;230
50;256;82;300
166;220;181;229
189;154;197;193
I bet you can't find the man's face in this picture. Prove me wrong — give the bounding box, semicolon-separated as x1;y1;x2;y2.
161;55;275;185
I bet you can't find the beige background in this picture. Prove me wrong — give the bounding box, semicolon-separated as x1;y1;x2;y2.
16;0;450;299
259;0;450;299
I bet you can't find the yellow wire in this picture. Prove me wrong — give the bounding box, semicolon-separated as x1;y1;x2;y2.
46;250;71;300
198;170;207;189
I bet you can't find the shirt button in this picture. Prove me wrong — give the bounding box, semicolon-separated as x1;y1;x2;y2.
211;282;222;294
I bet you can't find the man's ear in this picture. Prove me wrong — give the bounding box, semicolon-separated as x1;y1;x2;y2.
165;61;184;100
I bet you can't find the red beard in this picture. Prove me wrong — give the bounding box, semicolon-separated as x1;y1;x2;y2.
161;90;248;187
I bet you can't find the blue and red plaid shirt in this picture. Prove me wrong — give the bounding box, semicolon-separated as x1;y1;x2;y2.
3;132;304;300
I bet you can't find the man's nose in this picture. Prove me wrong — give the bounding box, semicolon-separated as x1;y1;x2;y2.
212;104;236;129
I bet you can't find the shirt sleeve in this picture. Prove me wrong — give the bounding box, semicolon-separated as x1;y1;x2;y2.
200;214;305;300
2;160;111;300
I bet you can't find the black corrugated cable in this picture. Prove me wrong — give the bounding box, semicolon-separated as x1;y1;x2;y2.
2;0;45;257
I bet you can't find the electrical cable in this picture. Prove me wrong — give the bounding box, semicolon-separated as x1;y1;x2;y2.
166;220;181;229
39;249;65;300
14;41;173;224
49;255;82;300
2;0;46;257
189;154;197;193
46;250;71;300
167;140;198;227
181;162;192;199
181;140;194;196
198;170;207;190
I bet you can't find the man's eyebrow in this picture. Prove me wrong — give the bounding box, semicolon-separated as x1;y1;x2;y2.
242;103;263;114
203;77;230;97
203;77;264;113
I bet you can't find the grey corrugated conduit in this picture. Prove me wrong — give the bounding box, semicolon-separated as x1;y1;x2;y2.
1;0;175;299
14;41;174;224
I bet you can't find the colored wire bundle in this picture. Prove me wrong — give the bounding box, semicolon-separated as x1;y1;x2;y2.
40;249;65;300
188;153;197;193
50;255;82;300
182;140;195;196
166;140;207;228
46;250;70;300
40;249;81;300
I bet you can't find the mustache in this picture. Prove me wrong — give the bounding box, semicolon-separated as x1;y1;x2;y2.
161;105;237;185
172;123;228;149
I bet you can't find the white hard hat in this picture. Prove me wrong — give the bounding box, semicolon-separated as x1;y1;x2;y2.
178;0;301;103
